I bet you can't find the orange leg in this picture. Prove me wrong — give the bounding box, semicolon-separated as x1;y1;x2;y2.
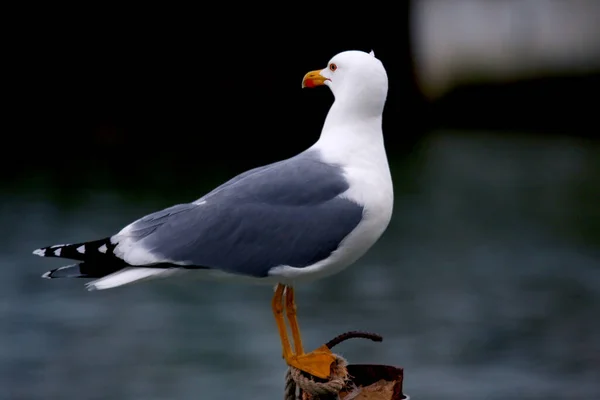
284;286;304;355
271;284;335;379
271;283;292;360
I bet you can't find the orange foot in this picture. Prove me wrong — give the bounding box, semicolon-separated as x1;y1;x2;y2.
285;344;336;379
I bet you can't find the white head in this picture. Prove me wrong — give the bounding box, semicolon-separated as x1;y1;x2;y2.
302;50;388;117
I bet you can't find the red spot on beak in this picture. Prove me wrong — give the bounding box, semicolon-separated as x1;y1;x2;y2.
304;79;316;88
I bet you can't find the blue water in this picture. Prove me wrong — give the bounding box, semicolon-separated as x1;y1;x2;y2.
2;131;599;399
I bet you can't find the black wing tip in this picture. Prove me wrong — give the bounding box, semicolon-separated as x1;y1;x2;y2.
31;238;115;261
33;245;65;258
40;264;85;279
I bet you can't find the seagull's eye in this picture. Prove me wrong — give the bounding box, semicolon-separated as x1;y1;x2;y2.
329;63;337;72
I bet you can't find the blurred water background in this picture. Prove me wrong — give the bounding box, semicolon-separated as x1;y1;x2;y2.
3;0;600;399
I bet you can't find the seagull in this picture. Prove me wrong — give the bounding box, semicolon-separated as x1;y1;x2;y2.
33;49;393;379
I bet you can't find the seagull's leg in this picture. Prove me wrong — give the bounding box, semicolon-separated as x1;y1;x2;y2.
284;286;304;355
272;283;293;360
282;284;336;379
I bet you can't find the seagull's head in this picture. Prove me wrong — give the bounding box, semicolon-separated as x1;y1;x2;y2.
302;50;388;115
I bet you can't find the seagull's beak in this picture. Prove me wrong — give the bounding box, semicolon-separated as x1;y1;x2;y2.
302;69;328;88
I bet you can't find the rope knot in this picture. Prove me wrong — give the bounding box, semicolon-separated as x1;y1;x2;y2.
285;355;348;399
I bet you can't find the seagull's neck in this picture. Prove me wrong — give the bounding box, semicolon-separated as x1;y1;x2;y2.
312;99;386;165
310;96;393;217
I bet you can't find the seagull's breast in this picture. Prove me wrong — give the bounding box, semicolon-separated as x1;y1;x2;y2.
335;155;394;262
316;125;394;251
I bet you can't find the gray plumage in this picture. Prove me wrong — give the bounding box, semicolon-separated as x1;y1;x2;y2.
114;149;364;277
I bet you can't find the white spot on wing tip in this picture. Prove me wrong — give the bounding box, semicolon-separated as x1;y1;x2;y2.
33;249;45;257
76;245;85;254
54;248;62;256
41;271;52;279
98;244;107;254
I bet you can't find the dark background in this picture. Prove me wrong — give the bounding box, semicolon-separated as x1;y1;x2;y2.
7;2;598;190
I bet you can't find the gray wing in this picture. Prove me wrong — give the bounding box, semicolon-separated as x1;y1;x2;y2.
114;150;364;277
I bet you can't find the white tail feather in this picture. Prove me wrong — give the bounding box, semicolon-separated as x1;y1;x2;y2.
85;267;180;291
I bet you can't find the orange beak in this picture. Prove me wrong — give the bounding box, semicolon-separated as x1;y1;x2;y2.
302;69;328;88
